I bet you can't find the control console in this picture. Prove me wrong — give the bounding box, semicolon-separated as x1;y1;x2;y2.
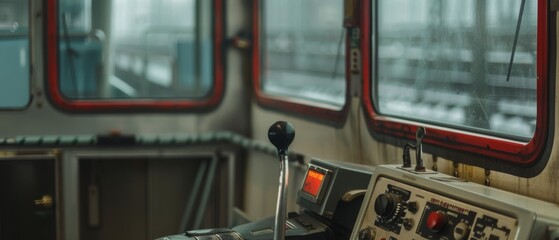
157;158;374;240
157;121;375;240
352;165;559;240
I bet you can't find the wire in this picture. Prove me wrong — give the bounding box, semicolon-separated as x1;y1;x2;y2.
505;0;527;82
62;12;80;97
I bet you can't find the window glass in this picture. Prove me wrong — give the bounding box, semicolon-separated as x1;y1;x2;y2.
58;0;213;99
0;0;30;108
261;0;346;109
375;0;537;139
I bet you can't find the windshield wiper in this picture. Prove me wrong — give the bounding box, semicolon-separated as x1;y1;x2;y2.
506;0;527;82
62;12;80;97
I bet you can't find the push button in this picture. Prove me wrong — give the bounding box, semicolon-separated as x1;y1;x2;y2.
426;211;447;232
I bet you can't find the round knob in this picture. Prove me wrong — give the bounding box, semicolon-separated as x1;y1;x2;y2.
426;211;447;232
453;222;470;240
403;218;414;231
268;121;295;156
358;227;375;240
407;201;418;214
374;193;402;221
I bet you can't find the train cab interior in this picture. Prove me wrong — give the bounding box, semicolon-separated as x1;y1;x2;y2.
1;0;559;239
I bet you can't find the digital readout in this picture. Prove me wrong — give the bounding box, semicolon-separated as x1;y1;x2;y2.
302;169;325;197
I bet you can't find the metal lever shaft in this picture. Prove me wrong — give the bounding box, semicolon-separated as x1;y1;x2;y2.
274;154;289;240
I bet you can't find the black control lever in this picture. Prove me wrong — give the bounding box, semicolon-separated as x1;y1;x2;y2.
402;127;426;172
268;121;295;240
415;127;426;171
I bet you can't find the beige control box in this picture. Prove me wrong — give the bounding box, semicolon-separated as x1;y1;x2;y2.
351;165;559;240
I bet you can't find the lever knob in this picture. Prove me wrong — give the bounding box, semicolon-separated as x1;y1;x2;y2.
268;121;295;156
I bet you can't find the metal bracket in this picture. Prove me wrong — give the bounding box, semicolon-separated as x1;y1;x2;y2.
484;169;491;186
453;162;459;177
432;155;438;171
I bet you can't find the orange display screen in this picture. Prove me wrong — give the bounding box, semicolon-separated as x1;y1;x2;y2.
302;169;325;197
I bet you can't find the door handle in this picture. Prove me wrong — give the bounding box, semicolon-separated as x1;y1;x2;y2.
34;195;53;208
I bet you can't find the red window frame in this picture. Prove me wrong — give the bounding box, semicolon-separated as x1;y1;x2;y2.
45;0;224;112
361;0;551;167
252;0;351;125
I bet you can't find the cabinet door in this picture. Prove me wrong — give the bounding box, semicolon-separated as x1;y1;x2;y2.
0;159;56;240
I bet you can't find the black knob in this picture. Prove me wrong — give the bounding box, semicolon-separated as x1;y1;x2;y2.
268;121;295;156
374;193;401;220
407;201;418;214
358;227;374;240
403;218;414;231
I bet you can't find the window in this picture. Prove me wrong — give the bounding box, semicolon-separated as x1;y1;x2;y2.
0;1;30;109
253;0;349;122
46;0;223;111
364;0;551;170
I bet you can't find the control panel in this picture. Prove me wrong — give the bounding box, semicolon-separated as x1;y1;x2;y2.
157;157;374;240
352;165;559;240
361;177;516;240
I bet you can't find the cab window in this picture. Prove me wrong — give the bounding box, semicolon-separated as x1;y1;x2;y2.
254;0;348;121
48;0;222;111
364;0;550;169
0;1;30;109
374;0;537;139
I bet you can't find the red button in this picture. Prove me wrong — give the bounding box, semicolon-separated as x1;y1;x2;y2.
426;211;447;232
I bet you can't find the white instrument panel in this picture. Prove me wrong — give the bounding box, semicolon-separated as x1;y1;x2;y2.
351;165;559;240
358;177;517;240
